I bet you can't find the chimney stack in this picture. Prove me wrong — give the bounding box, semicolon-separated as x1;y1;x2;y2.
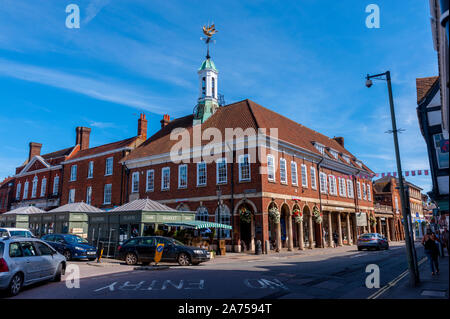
76;127;91;150
28;142;42;162
138;113;147;139
333;136;344;147
160;114;171;128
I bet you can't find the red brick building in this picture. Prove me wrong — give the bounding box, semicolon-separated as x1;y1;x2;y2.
11;142;79;211
0;177;15;213
120;55;376;253
59;114;147;209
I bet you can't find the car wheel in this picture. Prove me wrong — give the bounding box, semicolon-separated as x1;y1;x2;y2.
125;253;138;265
63;250;72;261
53;264;63;282
178;253;191;266
8;273;23;296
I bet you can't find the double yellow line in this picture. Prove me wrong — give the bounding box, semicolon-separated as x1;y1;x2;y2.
367;257;427;299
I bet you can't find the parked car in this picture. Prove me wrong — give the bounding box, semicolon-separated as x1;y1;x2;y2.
0;237;66;296
357;233;389;251
0;228;35;239
118;236;211;266
41;234;97;261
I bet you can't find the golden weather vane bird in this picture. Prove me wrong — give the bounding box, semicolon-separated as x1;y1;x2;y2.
200;23;218;59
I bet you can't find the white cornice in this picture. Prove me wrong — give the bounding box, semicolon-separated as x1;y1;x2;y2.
15;165;62;178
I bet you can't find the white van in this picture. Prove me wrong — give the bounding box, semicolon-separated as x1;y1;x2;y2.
0;228;35;238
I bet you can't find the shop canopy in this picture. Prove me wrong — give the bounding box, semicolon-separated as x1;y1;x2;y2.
164;220;232;230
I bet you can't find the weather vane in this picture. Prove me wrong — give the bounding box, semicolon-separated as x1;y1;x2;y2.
200;23;218;59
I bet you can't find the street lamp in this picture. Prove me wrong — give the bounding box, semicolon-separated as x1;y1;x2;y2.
365;71;420;287
216;186;222;256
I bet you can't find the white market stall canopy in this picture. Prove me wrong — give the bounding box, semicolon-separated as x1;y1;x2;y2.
164;220;232;230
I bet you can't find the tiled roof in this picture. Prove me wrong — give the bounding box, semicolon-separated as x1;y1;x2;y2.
123;99;371;172
4;206;45;215
66;136;142;161
48;202;103;213
42;146;77;161
110;198;179;213
0;177;14;188
416;76;439;104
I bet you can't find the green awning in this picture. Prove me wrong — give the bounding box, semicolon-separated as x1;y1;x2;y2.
164;220;232;230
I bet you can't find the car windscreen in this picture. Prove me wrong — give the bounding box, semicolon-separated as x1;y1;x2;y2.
64;235;88;244
9;230;33;238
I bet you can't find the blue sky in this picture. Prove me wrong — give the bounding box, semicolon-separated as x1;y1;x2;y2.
0;0;438;193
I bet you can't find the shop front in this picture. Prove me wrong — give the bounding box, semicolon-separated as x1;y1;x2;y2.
0;206;45;230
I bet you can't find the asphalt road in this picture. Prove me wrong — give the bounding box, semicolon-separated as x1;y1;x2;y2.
8;242;424;299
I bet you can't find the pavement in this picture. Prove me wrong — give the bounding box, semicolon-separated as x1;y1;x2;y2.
377;250;449;299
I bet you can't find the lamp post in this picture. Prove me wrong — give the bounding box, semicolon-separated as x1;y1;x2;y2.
216;186;222;256
365;71;420;287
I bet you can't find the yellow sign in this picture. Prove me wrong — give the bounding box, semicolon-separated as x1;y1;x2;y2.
154;243;164;264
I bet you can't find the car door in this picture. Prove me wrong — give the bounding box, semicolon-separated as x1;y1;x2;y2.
17;241;43;283
158;238;177;262
137;237;155;262
53;235;67;254
33;241;57;278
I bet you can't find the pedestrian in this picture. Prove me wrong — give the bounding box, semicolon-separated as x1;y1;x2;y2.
421;229;440;275
442;227;449;257
333;231;338;247
435;231;444;257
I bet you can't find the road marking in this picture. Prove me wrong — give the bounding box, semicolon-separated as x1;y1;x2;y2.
367;257;427;299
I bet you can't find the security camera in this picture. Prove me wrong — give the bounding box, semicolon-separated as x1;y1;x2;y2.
365;78;373;88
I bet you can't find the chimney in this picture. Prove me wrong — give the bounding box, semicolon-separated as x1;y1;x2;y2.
160;114;171;128
333;136;344;147
76;127;91;150
28;142;42;162
137;113;148;139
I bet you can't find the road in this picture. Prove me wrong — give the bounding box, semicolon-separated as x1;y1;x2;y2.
8;242;424;299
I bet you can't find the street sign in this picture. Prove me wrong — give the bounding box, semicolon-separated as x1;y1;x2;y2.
356;212;367;226
154;243;164;264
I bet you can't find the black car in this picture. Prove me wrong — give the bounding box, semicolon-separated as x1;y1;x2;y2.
117;236;210;266
41;234;98;261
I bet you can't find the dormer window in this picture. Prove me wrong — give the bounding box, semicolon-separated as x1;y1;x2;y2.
314;143;325;155
343;155;351;164
356;161;363;168
329;149;339;160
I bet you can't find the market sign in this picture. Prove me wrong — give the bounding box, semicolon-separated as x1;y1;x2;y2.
356;212;367;226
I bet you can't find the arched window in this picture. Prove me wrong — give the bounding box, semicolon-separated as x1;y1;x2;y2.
177;203;190;211
196;206;209;221
212;77;215;98
31;176;38;198
215;204;231;239
40;178;47;197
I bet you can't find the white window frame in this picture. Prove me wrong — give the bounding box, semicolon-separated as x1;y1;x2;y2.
239;154;251;182
131;172;140;193
216;158;227;184
338;177;346;197
40;177;47;197
314;143;325;155
328;175;337;195
178;164;188;188
105;157;113;176
363;183;367;200
310;167;317;189
68;189;75;204
267;155;275;182
70;165;77;181
31;176;38;198
86;186;92;205
87;161;94;178
161;167;170;190
103;184;112;204
319;172;328;194
347;179;354;198
53;176;59;195
330;149;339;160
146;169;154;192
357;181;362;199
23;181;29;199
367;184;372;201
291;161;298;186
197;162;207;186
280;158;287;184
301;164;308;187
16;183;21;200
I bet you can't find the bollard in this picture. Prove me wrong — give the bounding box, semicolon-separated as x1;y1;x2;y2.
265;240;270;254
255;240;262;255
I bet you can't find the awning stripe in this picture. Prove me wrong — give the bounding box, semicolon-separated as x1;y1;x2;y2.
164;221;232;230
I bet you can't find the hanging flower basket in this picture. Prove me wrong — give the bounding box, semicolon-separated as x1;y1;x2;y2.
312;207;322;224
292;208;303;224
369;215;377;227
269;206;280;224
239;207;252;224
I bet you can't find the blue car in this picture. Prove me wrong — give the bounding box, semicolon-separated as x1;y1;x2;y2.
41;234;97;261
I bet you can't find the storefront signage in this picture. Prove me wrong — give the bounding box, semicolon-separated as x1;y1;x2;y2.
91;217;106;222
71;228;84;234
356;212;367;226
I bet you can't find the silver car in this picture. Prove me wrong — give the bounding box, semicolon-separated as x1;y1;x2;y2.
0;237;66;296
